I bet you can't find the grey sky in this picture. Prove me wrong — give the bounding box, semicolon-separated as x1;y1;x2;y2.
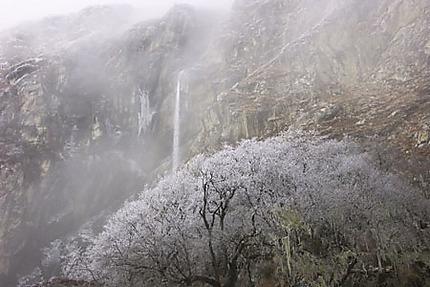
0;0;234;31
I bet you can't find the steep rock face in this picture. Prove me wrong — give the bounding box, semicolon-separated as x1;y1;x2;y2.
179;0;343;148
188;0;430;192
0;5;221;285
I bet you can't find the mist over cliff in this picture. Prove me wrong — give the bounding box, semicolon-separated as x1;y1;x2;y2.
0;0;429;286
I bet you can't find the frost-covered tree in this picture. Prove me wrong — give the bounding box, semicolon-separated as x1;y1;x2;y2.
64;135;430;287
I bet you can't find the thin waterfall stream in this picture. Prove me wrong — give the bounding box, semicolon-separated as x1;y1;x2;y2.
172;70;184;172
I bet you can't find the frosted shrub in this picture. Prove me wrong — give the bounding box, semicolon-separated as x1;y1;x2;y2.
67;135;430;286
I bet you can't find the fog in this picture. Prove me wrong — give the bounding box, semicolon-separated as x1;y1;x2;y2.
0;0;234;31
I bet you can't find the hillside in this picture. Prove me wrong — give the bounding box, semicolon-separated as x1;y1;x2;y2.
0;0;429;286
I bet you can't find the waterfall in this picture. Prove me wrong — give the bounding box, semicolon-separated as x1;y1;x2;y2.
172;71;184;172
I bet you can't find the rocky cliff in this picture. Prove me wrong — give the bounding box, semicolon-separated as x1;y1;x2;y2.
190;0;430;192
0;0;429;285
0;4;223;285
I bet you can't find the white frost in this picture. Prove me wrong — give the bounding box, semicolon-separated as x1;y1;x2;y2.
137;88;154;137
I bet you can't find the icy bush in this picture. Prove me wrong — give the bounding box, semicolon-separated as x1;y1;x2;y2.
65;135;430;286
